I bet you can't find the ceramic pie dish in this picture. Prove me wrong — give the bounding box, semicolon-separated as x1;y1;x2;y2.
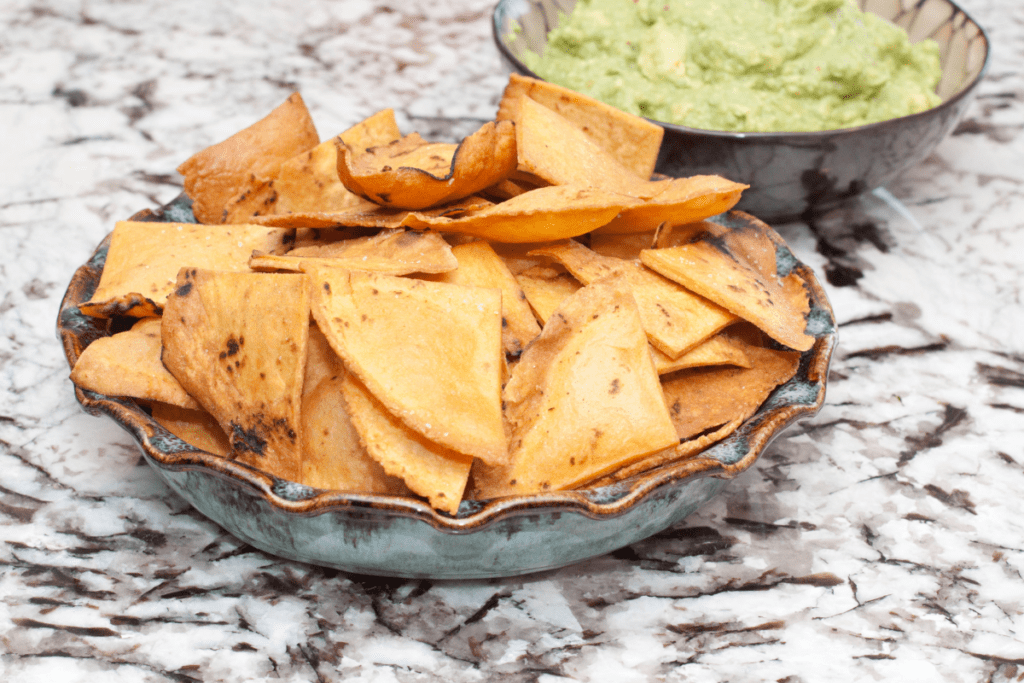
57;195;836;579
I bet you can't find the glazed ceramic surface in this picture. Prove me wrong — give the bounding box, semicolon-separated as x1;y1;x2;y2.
493;0;991;222
57;196;836;579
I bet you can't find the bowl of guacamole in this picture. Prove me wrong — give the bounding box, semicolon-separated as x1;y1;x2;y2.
493;0;990;221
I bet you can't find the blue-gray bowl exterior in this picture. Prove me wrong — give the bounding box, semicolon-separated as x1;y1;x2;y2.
58;196;836;579
493;0;991;223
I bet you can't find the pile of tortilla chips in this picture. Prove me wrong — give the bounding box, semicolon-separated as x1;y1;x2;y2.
70;75;817;515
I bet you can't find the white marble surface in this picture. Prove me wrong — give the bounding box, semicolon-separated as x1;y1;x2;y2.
2;0;1023;681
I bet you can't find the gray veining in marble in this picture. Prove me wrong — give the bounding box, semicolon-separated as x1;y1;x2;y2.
2;0;1023;681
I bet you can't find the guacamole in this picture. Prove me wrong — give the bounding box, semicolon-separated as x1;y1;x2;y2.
520;0;943;132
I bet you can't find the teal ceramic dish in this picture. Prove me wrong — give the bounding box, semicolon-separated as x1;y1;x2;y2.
58;196;836;579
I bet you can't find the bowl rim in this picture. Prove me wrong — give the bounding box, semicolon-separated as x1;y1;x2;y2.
57;199;837;535
491;0;992;140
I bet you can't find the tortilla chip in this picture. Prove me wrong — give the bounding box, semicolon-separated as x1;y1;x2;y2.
300;325;410;495
404;185;641;243
341;372;472;515
308;268;507;465
512;97;656;198
80;221;288;318
595;175;748;234
530;239;738;357
70;317;200;409
471;278;678;498
177;93;319;224
590;231;657;260
161;268;310;482
514;265;582;325
497;73;664;180
421;240;541;357
247;195;493;230
336;120;518;210
151;402;232;457
250;228;458;275
338;107;403;152
661;344;802;441
651;331;752;375
640;226;813;351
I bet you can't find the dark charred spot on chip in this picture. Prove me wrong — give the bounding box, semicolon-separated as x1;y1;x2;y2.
509;478;517;486
323;282;331;294
175;281;193;297
502;317;508;328
570;457;576;465
231;422;267;456
225;337;241;357
609;378;621;394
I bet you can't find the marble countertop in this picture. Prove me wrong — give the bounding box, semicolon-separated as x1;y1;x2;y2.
2;0;1022;680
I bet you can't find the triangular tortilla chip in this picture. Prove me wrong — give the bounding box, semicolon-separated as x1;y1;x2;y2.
421;240;541;357
512;97;656;198
70;317;200;409
341;372;472;515
595;175;747;234
250;228;458;275
308;268;507;465
471;278;678;498
80;221;288;317
497;73;664;180
300;325;410;495
662;343;802;441
161;268;310;482
177;93;319;224
514;265;582;325
640;226;813;351
336;120;518;210
651;331;752;375
530;239;738;357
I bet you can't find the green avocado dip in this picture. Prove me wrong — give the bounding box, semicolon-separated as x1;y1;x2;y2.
520;0;943;132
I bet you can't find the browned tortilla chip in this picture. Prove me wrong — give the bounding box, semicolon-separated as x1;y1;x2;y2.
651;331;752;375
336;120;518;210
339;107;403;151
595;176;748;234
512;97;656;198
308;268;507;465
497;73;664;180
70;317;200;409
421;240;541;357
640;230;813;351
530;239;738;357
151;402;232;457
301;325;410;495
177;93;320;224
405;185;641;243
589;231;658;260
80;221;288;318
161;268;310;482
514;265;582;324
471;278;678;498
250;228;458;275
341;372;472;515
661;344;802;441
247;195;493;230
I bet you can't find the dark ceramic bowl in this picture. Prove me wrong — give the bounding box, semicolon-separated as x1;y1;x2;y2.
58;196;836;579
493;0;990;222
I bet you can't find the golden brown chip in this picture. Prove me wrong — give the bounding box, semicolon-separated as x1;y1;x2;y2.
246;195;493;230
336;120;518;210
651;331;752;375
661;343;802;441
512;97;656;198
338;107;403;152
514;265;582;324
250;228;458;275
640;227;813;351
404;185;642;243
497;73;664;181
341;372;472;515
530;239;738;357
308;268;507;465
69;317;200;409
589;231;657;260
471;278;678;498
177;93;320;224
161;268;310;482
80;221;288;318
421;240;541;357
595;175;748;234
151;402;232;457
300;325;411;495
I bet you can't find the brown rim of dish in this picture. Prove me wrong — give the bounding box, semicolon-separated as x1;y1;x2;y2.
57;209;836;533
